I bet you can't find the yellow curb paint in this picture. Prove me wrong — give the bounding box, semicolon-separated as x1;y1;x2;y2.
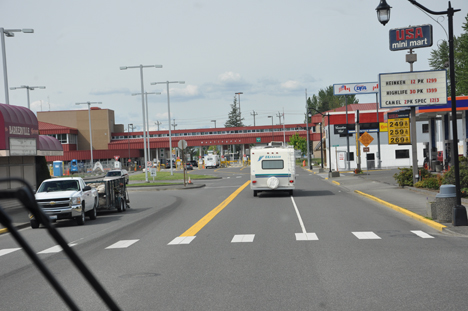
332;180;340;186
0;228;8;234
354;190;446;232
180;180;250;237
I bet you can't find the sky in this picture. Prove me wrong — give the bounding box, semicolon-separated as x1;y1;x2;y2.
1;0;468;132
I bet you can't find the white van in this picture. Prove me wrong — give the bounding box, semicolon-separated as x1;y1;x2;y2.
204;154;219;168
250;144;296;196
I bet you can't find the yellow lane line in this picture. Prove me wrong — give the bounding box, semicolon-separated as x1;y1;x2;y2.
332;180;340;186
354;190;446;232
180;180;251;237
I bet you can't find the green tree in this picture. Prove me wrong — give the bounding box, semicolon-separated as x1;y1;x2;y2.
288;132;307;155
429;13;468;96
306;85;359;118
224;95;244;127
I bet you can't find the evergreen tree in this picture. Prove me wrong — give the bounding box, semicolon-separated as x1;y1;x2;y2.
306;85;359;119
224;95;244;127
429;13;468;96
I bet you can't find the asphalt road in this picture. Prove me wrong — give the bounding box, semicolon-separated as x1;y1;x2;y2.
1;166;468;310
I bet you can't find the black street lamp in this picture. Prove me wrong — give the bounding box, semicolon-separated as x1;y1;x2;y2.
310;108;332;173
308;110;313;169
376;0;467;226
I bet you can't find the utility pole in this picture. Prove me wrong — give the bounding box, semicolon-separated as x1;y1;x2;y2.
276;111;282;125
251;110;258;126
154;120;162;131
172;119;177;130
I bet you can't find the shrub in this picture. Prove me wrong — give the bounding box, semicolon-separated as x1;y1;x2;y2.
442;161;468;197
414;177;441;190
393;167;413;187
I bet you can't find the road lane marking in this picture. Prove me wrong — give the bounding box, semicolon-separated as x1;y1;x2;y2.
352;232;381;239
295;233;319;241
411;230;434;238
0;248;21;257
38;243;77;254
168;236;196;245
231;235;255;243
105;240;139;249
180;181;250;237
291;196;318;241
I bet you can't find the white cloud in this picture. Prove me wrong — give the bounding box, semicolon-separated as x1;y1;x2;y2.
218;71;242;83
281;80;301;91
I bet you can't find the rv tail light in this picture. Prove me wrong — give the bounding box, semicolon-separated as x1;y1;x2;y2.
252;180;257;184
289;180;294;183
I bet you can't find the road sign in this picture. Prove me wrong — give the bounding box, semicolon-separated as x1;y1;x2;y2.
150;168;157;177
147;161;152;167
359;132;374;147
363;147;370;152
389;25;433;51
178;139;187;149
256;137;261;143
388;118;410;144
128;159;131;162
114;156;120;161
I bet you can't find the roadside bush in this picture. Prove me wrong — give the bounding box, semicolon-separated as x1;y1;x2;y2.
442;161;468;197
414;175;442;190
393;167;430;187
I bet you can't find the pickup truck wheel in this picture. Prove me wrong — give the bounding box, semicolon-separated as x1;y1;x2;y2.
121;198;126;212
76;204;85;225
30;219;39;229
88;200;97;220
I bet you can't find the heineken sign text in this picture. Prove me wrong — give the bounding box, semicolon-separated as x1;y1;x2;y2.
379;70;447;108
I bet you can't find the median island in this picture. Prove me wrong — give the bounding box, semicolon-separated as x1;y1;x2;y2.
127;172;217;187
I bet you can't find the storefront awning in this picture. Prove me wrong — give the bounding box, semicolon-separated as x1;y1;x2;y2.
37;135;63;156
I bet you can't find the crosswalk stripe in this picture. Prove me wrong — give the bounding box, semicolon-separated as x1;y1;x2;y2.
38;243;77;254
105;240;139;249
0;248;21;257
231;234;255;243
168;236;196;245
411;230;434;238
352;232;381;239
295;233;319;241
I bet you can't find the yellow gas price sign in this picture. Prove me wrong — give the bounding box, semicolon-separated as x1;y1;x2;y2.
388;118;410;144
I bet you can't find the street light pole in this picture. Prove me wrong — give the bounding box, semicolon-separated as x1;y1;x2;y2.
376;0;466;226
310;107;332;173
10;85;45;109
268;116;273;142
1;28;34;105
211;120;216;128
76;102;102;170
235;92;243;120
151;80;185;175
127;123;133;169
120;64;162;182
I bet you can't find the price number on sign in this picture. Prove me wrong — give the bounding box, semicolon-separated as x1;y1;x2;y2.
388;118;410;145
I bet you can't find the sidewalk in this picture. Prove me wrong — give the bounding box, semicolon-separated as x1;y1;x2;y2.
310;168;468;237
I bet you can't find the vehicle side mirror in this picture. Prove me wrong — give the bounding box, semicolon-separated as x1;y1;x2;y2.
83;186;91;191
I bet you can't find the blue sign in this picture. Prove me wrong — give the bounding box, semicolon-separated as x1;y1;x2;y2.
389;24;432;51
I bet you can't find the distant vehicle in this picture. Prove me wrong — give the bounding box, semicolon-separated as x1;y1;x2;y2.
70;159;78;174
185;163;193;170
250;144;296;197
204;154;219;168
33;177;98;227
165;159;176;169
437;151;443;162
104;169;129;184
188;160;198;167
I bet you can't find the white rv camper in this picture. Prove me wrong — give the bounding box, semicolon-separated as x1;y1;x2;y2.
204;152;220;168
250;143;296;196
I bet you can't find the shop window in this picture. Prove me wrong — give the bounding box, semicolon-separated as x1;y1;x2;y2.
395;149;410;159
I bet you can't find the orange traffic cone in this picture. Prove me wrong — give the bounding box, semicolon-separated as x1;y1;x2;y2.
188;177;192;184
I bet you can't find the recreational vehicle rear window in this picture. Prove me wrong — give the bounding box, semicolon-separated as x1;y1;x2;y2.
262;160;284;169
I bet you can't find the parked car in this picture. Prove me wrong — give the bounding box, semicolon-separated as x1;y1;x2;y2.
188;160;198;167
104;169;129;184
185;163;193;170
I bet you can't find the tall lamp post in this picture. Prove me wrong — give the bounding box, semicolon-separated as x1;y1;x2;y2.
76;102;102;170
310;108;332;173
151;80;185;176
268;116;274;142
127;123;133;169
211;120;216;128
376;0;466;226
1;28;34;105
10;85;45;109
235;92;243;120
120;64;162;182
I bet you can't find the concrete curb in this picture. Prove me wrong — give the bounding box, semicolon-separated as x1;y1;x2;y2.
354;190;447;232
128;184;206;191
